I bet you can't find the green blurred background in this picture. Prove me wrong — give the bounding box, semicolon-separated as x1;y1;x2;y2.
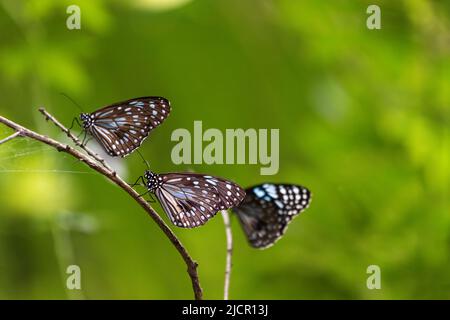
0;0;448;299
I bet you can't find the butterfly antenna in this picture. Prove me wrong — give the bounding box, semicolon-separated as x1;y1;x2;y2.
60;92;84;112
136;150;150;170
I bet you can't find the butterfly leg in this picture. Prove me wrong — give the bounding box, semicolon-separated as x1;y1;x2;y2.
136;190;156;203
83;137;93;146
145;194;156;203
68;118;84;140
76;130;84;139
137;190;150;197
81;131;89;146
69;117;81;132
129;176;145;188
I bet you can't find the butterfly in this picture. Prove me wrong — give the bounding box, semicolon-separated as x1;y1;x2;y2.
232;183;312;249
137;171;246;228
79;97;171;157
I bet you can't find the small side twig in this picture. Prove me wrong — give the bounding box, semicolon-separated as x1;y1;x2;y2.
221;210;233;300
0;131;20;145
0;110;203;300
38;108;114;173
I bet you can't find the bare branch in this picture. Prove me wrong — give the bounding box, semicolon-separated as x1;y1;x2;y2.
38;108;114;173
0;131;20;145
0;111;203;300
221;210;233;300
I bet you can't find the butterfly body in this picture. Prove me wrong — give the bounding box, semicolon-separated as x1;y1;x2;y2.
80;113;93;129
80;96;171;157
232;183;311;249
143;171;246;228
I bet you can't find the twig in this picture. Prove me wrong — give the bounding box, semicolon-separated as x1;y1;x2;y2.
221;210;233;300
38;108;114;173
0;131;20;145
0;111;203;300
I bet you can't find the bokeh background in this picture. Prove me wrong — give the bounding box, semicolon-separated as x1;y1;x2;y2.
0;0;448;299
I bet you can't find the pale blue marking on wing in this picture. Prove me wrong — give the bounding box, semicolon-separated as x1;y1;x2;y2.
253;187;265;198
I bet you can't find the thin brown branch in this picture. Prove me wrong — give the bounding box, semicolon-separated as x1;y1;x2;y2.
0;131;20;145
0;111;203;300
221;210;233;300
38;108;114;173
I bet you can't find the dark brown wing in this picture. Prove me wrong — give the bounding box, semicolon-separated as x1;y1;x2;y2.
155;173;246;228
88;97;171;157
232;184;311;249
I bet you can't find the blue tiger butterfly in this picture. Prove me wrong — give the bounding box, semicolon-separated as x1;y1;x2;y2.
80;97;171;157
138;171;246;228
232;183;312;249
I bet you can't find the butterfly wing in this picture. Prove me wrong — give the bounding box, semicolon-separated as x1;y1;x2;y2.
232;184;311;249
155;173;246;228
88;97;171;157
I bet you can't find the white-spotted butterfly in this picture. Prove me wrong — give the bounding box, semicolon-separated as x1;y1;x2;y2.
80;97;170;157
139;171;246;228
232;183;312;249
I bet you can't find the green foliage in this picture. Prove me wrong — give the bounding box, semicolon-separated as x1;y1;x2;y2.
0;0;448;299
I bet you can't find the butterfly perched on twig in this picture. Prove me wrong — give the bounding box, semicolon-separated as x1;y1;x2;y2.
78;97;171;157
232;183;312;249
132;171;246;228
